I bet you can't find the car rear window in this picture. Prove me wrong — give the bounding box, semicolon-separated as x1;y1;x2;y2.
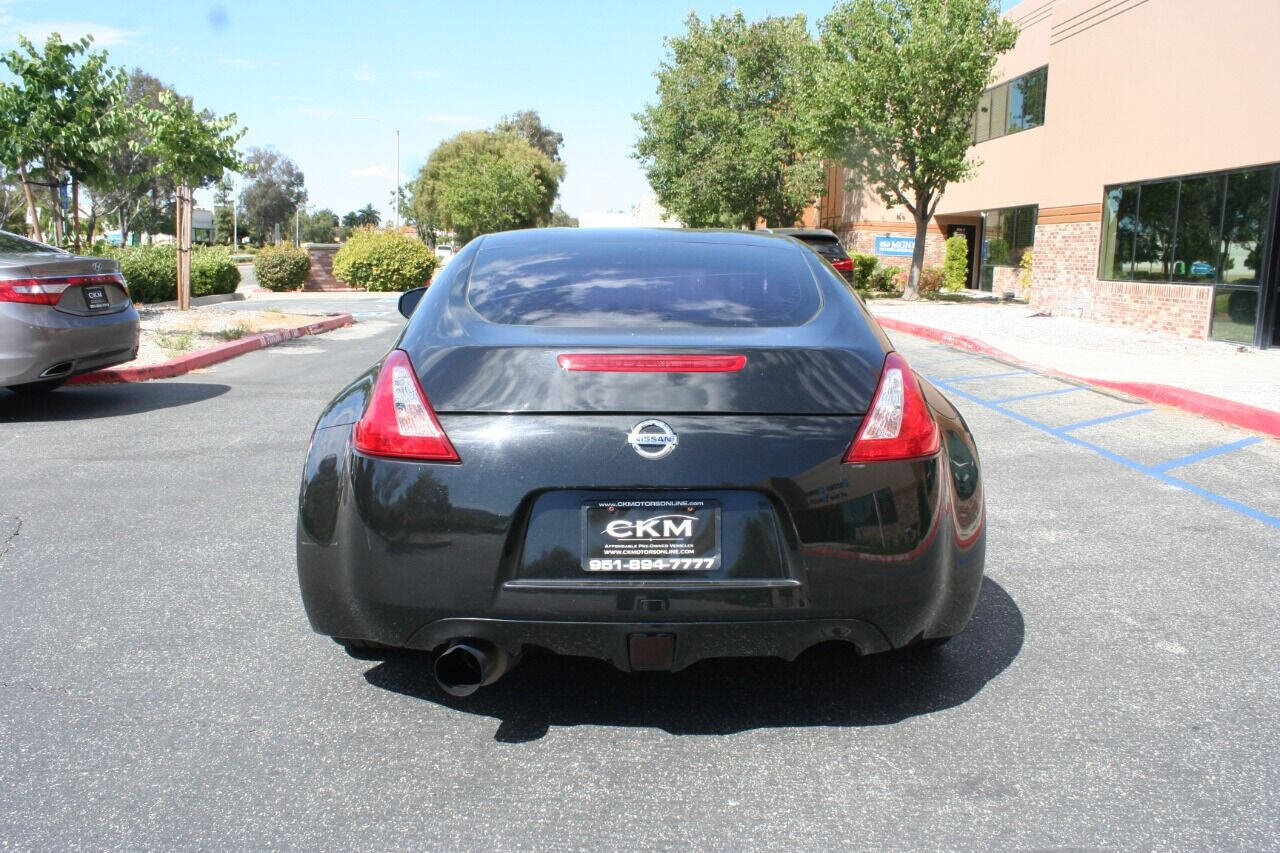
467;239;821;327
794;235;848;261
0;233;58;254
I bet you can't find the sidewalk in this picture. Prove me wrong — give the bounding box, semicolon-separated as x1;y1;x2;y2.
866;299;1280;434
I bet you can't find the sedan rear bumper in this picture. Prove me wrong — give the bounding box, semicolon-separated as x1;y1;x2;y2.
0;302;139;386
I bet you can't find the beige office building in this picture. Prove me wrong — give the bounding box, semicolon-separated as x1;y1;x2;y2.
813;0;1280;348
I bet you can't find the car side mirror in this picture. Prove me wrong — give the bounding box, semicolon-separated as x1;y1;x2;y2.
398;287;427;319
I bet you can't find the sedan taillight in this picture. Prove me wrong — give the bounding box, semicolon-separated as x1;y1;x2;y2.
830;257;854;271
353;349;460;462
844;352;940;462
0;272;127;305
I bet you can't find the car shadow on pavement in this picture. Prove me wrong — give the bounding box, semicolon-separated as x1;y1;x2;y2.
0;381;230;422
363;577;1024;742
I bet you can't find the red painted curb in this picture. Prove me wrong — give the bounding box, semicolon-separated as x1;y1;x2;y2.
876;315;1280;440
69;313;355;385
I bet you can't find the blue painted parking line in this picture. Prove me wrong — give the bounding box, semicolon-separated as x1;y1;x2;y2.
1148;437;1262;473
936;370;1030;384
988;386;1087;405
930;374;1280;531
1058;408;1153;432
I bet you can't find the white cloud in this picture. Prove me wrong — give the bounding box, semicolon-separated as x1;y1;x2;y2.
423;112;485;126
347;164;394;180
352;64;376;83
0;17;140;47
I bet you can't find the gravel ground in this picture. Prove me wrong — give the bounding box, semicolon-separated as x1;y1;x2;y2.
868;298;1280;411
132;306;330;367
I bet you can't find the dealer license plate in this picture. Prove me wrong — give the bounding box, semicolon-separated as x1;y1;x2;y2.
582;499;721;572
83;286;109;310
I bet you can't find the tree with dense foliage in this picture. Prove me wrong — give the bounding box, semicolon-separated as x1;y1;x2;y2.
811;0;1017;298
0;34;131;248
494;110;564;162
550;205;578;227
141;89;243;307
240;147;306;244
297;208;338;243
634;12;824;229
412;130;563;244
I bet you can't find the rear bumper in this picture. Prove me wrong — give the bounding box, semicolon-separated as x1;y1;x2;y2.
0;302;139;386
297;413;987;668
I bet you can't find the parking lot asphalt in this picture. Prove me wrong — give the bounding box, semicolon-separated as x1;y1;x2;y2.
1;304;1277;850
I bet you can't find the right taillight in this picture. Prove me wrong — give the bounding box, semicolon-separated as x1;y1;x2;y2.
844;351;940;463
353;349;459;462
831;257;854;271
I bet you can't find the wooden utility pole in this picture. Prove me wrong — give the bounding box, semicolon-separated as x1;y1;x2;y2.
176;185;192;310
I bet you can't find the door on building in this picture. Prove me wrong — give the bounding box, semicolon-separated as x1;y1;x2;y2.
946;224;977;290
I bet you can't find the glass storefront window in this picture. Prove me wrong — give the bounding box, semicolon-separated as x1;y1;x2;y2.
1099;184;1138;280
975;90;993;143
972;66;1048;143
1172;175;1222;283
979;205;1037;291
1220;168;1271;284
1210;288;1258;345
1132;181;1177;281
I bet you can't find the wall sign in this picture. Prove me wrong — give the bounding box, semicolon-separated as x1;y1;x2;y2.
874;236;916;257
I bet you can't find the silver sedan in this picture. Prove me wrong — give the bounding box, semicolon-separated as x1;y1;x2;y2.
0;231;139;393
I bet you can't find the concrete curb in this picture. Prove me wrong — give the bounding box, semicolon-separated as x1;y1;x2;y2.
69;313;355;385
876;316;1280;440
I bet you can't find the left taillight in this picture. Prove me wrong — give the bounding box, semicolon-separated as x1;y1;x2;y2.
844;351;940;463
353;349;459;462
0;272;127;305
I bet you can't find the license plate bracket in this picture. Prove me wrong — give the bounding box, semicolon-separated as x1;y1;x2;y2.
83;286;109;310
582;499;721;572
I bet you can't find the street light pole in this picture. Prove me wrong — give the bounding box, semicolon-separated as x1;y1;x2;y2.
232;179;238;248
394;129;401;230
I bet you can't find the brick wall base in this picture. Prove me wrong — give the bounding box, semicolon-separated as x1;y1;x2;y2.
1030;221;1213;338
302;243;355;291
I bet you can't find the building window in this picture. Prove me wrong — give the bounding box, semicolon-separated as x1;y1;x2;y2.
1098;165;1276;286
979;204;1037;291
972;66;1047;144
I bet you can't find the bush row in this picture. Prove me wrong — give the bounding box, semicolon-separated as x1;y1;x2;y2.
90;244;241;303
842;234;971;301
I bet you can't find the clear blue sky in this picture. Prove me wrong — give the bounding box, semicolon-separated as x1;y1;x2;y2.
0;0;1022;219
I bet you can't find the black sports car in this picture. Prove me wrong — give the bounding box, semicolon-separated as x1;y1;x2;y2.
297;228;985;696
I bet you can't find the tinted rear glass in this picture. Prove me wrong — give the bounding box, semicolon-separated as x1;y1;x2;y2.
467;240;821;327
0;233;58;254
793;235;848;260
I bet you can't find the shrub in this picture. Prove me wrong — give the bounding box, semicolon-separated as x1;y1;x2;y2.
869;265;899;293
850;252;879;290
115;244;178;303
191;246;240;297
918;267;945;300
943;234;969;292
254;243;310;292
332;228;438;292
1019;249;1034;295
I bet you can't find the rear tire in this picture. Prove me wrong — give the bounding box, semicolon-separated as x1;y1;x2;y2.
6;377;67;394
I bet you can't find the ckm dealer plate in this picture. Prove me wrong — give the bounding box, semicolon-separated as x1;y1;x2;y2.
581;499;721;572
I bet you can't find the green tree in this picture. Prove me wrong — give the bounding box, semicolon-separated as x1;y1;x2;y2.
494;109;564;161
298;207;338;242
355;203;380;227
0;33;131;249
550;205;578;227
341;210;360;229
141;89;244;307
240;147;305;244
412;130;563;244
811;0;1017;298
634;12;825;229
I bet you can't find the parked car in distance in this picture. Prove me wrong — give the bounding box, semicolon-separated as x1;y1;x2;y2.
297;228;985;697
434;244;455;262
766;227;856;282
0;231;139;394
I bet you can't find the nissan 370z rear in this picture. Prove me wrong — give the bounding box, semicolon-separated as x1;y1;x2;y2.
296;228;985;696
